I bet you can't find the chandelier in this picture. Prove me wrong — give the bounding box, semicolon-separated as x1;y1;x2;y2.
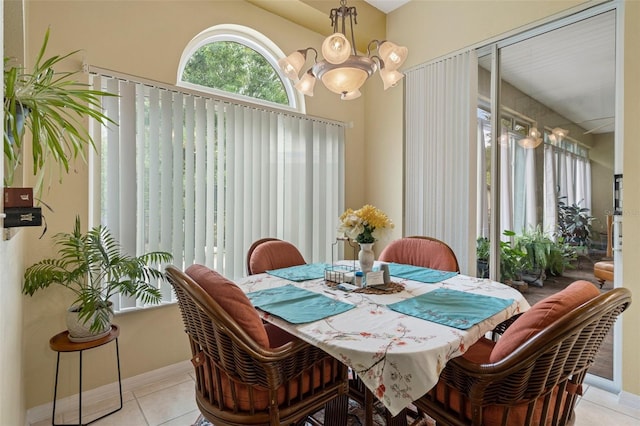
518;127;543;149
518;126;568;149
278;0;408;101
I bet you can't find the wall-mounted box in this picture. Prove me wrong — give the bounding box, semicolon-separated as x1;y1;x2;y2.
3;207;42;228
614;174;623;215
4;187;34;208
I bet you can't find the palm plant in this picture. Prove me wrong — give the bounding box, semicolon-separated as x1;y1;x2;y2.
4;28;116;189
23;216;172;334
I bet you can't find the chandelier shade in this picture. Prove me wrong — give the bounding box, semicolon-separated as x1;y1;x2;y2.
518;126;543;149
550;127;569;143
322;33;352;64
378;41;408;71
279;0;408;100
295;71;317;97
380;67;404;90
278;51;307;81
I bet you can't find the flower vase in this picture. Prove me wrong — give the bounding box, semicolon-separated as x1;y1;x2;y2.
358;242;375;274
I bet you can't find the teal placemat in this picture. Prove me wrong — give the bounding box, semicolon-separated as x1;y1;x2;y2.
247;284;354;324
267;263;330;281
387;288;514;330
388;263;458;283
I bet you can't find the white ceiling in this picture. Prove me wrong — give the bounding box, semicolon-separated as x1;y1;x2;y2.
365;1;616;135
362;2;616;136
484;11;616;135
364;0;410;14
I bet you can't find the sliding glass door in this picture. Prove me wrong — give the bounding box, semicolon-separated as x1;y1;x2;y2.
477;7;619;384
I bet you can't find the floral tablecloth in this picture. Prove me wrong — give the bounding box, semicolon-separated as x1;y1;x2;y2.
235;262;530;417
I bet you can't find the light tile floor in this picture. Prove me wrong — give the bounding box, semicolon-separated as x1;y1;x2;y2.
31;370;640;425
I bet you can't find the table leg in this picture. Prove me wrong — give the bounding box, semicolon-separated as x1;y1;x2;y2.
79;349;83;425
51;339;123;426
363;388;374;426
52;352;62;424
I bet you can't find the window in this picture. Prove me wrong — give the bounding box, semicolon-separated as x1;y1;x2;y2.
88;27;344;311
88;79;344;311
182;41;288;105
177;24;304;112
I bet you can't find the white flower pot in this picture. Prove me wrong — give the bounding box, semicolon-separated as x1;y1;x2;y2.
66;305;113;342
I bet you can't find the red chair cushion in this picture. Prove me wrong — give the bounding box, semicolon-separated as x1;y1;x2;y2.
217;361;338;411
185;264;271;348
461;336;495;363
249;240;306;275
379;238;458;272
489;280;600;362
435;380;563;426
440;337;564;426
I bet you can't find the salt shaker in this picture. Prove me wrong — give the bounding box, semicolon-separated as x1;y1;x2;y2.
354;271;364;287
380;263;390;284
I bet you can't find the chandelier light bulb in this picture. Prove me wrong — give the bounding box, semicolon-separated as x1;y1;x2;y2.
322;33;351;64
294;71;317;97
529;127;541;139
278;51;307;81
551;127;569;142
380;68;405;90
378;41;408;71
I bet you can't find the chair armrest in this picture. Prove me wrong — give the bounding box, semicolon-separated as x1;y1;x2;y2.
490;313;523;341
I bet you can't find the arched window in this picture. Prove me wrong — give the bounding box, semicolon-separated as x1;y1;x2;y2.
177;24;304;112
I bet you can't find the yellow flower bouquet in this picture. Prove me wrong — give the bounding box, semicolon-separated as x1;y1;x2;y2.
338;205;394;244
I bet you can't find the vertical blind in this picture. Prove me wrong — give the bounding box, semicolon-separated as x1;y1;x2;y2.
543;143;591;236
405;51;478;274
89;71;345;310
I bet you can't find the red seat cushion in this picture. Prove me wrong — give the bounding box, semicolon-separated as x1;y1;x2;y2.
185;264;271;348
379;238;458;272
439;337;565;426
489;280;600;362
249;240;306;275
217;361;338;411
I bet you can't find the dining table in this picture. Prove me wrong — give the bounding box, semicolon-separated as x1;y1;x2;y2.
235;260;530;424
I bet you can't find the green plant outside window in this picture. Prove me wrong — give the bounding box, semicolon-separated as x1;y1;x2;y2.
181;41;288;105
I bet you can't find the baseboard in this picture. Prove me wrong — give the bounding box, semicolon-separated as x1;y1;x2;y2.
25;360;192;425
619;390;640;409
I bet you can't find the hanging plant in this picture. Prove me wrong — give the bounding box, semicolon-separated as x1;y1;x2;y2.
3;28;116;190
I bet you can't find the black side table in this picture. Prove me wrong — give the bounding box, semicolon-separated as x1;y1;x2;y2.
49;325;123;425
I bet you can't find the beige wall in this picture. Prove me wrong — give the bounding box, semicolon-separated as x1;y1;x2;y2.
1;1;27;425
590;132;615;237
380;0;639;397
3;0;639;420
620;0;640;397
0;234;26;426
17;0;367;410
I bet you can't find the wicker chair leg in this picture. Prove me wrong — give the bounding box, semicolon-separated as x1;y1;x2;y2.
323;394;349;426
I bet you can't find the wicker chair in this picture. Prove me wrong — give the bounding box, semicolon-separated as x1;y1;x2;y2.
246;238;307;275
379;236;460;272
413;284;632;426
166;265;349;426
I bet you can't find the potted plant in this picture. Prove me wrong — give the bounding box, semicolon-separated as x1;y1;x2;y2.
556;197;595;253
514;226;552;287
499;230;527;286
4;28;115;190
476;236;490;278
22;216;172;341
